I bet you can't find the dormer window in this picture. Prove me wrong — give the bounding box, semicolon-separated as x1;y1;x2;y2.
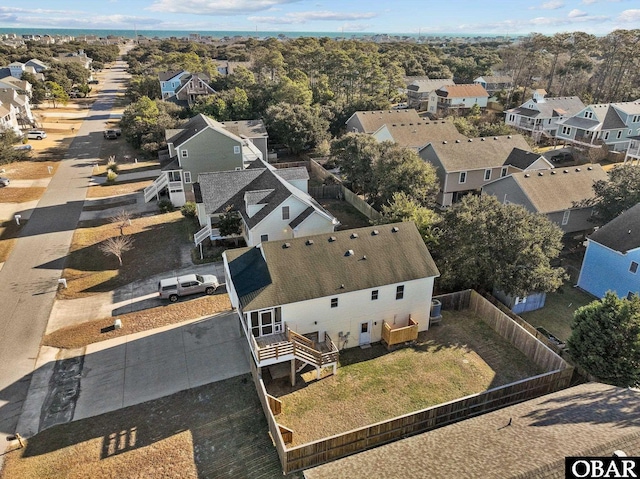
584;111;593;119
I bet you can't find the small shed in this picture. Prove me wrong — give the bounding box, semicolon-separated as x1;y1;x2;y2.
492;289;546;314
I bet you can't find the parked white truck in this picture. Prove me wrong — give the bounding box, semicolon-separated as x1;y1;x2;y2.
158;274;219;302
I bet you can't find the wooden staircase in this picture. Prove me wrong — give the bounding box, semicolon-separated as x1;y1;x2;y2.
288;330;339;380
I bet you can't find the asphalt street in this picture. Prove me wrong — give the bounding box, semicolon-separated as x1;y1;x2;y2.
0;51;131;456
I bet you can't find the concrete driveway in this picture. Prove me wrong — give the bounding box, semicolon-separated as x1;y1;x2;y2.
18;312;249;435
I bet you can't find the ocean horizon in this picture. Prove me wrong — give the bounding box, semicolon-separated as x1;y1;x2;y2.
0;27;517;40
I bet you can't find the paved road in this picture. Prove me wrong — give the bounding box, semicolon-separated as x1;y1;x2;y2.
0;50;132;457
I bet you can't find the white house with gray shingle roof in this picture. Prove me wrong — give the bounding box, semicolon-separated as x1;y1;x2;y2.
195;159;338;246
505;89;585;142
555;99;640;152
482;163;608;233
223;222;440;377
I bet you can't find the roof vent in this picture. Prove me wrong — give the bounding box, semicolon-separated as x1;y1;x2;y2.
351;233;359;239
468;138;473;142
442;140;447;144
362;255;367;260
538;172;544;176
524;173;530;178
481;138;485;141
329;236;336;242
494;137;498;140
346;249;354;256
283;242;291;248
507;135;512;139
587;166;593;171
306;239;314;245
391;226;399;233
551;170;556;175
575;168;581;172
372;229;379;235
401;123;405;126
392;123;397;127
455;139;460;143
409;123;413;126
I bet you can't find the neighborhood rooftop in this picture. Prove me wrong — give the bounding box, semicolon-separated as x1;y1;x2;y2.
220;119;268;139
435;84;488;98
508;96;585;119
507;164;607;214
378;120;465;148
348;109;421;133
304;383;640;479
589;203;640;253
225;222;440;311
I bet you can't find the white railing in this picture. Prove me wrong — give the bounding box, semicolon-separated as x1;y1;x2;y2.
143;173;168;202
194;224;211;246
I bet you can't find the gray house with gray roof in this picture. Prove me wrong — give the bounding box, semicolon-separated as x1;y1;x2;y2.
482;163;608;233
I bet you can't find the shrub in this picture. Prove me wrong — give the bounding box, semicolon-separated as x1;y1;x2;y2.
106;169;118;183
181;201;197;218
158;199;175;213
106;156;119;173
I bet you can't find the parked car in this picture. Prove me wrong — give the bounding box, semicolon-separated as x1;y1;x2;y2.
104;130;117;140
27;130;46;140
158;274;219;302
88;79;99;84
13;144;32;151
0;177;9;187
550;151;573;163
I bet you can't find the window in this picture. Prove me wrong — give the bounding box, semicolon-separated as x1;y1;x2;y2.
459;171;467;184
508;114;515;122
630;261;639;274
617;130;622;139
501;167;508;177
233;145;241;154
260;234;269;242
562;210;570;226
515;296;527;305
371;290;378;300
183;171;192;184
396;285;404;300
561;126;571;135
331;297;338;308
168;171;181;182
282;206;290;220
584;111;593;119
484;169;492;181
604;131;609;140
181;150;188;158
633;115;640;123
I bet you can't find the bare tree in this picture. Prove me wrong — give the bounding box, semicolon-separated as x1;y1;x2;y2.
109;209;132;235
99;236;134;266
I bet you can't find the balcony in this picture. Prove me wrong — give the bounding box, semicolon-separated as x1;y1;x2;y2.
381;317;419;349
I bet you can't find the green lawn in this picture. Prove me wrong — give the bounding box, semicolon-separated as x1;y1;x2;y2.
520;283;596;341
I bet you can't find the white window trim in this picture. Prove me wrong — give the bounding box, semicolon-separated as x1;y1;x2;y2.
501;167;508;177
459;171;467;184
630;261;639;274
282;206;290;220
183;171;192;184
181;150;188;158
562;210;570;226
233;145;241;154
484;169;491;181
562;126;571;135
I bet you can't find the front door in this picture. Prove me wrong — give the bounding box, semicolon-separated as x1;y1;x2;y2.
260;310;274;336
359;321;371;346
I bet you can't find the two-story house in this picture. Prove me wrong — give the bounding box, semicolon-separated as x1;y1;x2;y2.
222;222;440;382
418;134;538;208
577;203;640;299
345;109;421;135
482;164;608;234
194;159;339;246
172;72;216;106
624;135;640;165
0;88;35;130
473;75;513;96
505;90;585;142
555;100;640;152
144;114;267;207
434;84;489;115
158;70;191;100
406;79;453;112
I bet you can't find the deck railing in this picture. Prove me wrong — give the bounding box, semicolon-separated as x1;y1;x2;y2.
381;317;419;347
252;333;294;363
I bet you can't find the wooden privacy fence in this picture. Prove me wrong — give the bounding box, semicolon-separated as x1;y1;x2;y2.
252;289;573;474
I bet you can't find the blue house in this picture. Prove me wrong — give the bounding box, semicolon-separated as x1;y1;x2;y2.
577;203;640;299
158;70;190;100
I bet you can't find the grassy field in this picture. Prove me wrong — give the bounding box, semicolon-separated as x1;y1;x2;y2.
44;295;232;349
0;160;59;179
58;211;191;299
269;310;544;446
319;198;372;230
0;375;292;479
0;187;47;203
521;282;596;341
86;179;153;198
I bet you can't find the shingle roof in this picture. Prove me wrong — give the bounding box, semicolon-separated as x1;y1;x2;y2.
612;100;640;115
561;116;600;130
589;203;640;253
166;113;243;147
225;222;440;311
158;70;186;81
348;110;421;134
436;84;489;98
476;75;513;84
303;383;640;479
509;164;608;214
273;166;309;182
379;120;465;149
504;148;547;171
406;79;453;93
510;97;585;120
197;168;263;214
601;104;627;130
220;119;268;139
425;135;531;172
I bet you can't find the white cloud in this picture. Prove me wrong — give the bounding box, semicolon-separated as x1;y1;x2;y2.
568;9;588;17
582;0;597;4
249;10;377;25
540;0;564;9
617;9;640;22
148;0;302;16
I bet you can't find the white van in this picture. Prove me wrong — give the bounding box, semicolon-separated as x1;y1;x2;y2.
27;130;47;140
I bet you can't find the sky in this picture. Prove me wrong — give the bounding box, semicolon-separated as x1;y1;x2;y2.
0;0;638;35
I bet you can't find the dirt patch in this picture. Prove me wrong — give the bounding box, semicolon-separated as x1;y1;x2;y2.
0;375;293;479
319;199;372;230
59;211;192;299
44;294;232;349
0;160;59;180
0;187;47;203
269;310;544;446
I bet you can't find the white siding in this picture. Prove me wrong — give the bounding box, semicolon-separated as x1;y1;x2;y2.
278;277;435;348
293;212;336;238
